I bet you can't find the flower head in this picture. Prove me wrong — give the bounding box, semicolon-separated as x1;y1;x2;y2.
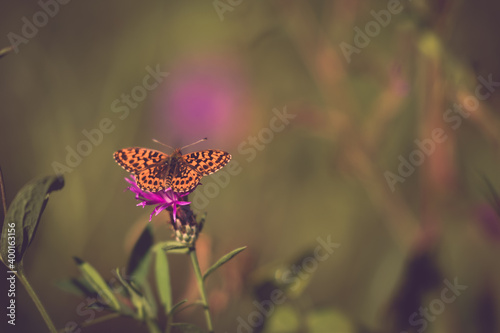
125;175;191;222
171;205;205;246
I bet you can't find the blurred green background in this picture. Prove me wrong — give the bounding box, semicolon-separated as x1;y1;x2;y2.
2;1;500;332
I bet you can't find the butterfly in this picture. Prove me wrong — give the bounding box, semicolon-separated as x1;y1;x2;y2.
113;142;231;193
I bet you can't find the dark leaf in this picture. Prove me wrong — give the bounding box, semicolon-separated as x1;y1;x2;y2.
476;284;498;333
387;251;442;332
275;248;316;297
126;224;154;276
0;175;64;265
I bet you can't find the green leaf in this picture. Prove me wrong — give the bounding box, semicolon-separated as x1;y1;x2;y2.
155;247;172;313
171;323;206;333
115;268;155;320
169;299;188;315
263;305;299;333
74;257;121;312
55;277;94;298
203;246;246;281
166;246;189;254
138;278;158;319
154;241;189;254
115;269;142;318
126;224;154;277
0;45;13;59
0;175;64;265
307;308;354;333
128;250;157;318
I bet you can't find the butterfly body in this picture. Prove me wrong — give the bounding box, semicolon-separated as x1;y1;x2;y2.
113;147;231;193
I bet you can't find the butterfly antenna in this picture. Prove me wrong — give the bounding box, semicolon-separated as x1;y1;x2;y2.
152;139;175;150
180;137;208;150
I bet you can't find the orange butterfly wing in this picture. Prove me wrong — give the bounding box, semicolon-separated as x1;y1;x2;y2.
170;163;202;193
113;148;168;174
183;150;232;176
114;147;231;193
136;165;168;192
114;148;169;192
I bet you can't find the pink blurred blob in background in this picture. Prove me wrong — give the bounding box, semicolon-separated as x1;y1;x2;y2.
476;203;500;242
152;53;251;149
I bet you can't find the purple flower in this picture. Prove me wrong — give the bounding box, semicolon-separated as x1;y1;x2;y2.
125;176;191;222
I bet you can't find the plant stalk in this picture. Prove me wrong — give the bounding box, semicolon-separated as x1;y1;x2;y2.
189;247;213;333
16;270;58;333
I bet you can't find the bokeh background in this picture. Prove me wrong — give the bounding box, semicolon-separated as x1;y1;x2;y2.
1;1;500;332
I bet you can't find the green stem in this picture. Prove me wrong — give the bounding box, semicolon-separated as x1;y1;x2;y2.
189;247;213;333
16;270;57;333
